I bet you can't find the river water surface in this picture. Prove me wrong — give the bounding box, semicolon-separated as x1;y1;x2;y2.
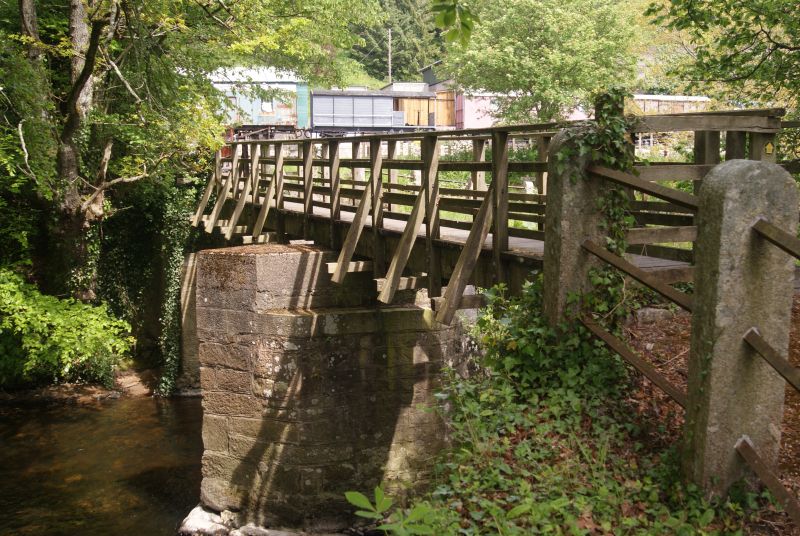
0;396;203;536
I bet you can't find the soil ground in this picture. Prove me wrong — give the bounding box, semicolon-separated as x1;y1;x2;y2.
624;297;800;535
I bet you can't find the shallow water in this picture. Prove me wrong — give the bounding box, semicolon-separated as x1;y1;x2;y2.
0;396;203;536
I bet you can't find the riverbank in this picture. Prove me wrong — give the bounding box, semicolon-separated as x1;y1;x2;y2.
0;369;200;405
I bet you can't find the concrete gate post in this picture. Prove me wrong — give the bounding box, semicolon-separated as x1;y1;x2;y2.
684;160;798;495
542;128;607;325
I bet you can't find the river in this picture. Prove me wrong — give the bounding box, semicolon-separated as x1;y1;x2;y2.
0;396;203;536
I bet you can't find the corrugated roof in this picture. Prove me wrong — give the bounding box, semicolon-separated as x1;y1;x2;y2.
312;89;435;98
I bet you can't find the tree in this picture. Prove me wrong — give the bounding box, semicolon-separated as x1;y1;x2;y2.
351;0;443;82
647;0;800;109
0;0;379;297
440;0;637;122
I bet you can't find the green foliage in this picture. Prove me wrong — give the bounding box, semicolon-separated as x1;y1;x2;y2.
441;0;637;122
477;278;628;399
0;268;132;387
647;0;800;109
156;186;197;395
431;0;478;46
351;0;444;82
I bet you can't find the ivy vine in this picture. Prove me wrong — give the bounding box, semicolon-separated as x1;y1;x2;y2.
556;89;641;327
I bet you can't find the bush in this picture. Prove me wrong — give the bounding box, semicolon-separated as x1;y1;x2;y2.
0;268;132;387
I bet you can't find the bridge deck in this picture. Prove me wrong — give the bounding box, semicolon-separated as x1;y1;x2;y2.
281;199;691;274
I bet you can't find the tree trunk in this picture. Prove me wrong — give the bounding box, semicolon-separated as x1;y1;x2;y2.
19;0;41;61
40;6;107;299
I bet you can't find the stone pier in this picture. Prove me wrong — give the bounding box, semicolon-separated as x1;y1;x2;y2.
195;244;465;531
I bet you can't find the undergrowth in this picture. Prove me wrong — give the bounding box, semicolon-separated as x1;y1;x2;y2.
0;268;132;387
350;277;770;535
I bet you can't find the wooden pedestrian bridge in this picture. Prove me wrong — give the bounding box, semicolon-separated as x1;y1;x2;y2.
188;106;800;528
191;107;797;325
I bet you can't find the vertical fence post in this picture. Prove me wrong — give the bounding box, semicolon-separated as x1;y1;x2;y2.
542;129;607;326
491;131;509;284
535;135;550;195
387;139;398;212
302;140;314;238
749;133;777;163
422;134;442;297
370;138;385;276
684;159;798;496
329;140;341;250
471;138;487;196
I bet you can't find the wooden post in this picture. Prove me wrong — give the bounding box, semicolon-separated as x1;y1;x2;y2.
224;142;260;240
423;135;442;297
749;133;777;163
191;149;221;227
352;141;364;183
370;138;385;276
252;143;283;240
492;131;509;284
302;140;314;238
536;135;550;195
725;131;747;160
206;143;241;233
387;139;398;212
275;142;287;243
694;131;721;194
250;142;262;205
471;138;487;196
328;140;341;250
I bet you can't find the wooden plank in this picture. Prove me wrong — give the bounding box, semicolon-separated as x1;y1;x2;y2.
252;144;283;239
376;275;427;292
205;144;241;233
634;164;714;182
331;169;375;284
626;226;697;245
753;218;800;259
423;135;442;297
431;294;487;312
581;318;687;408
633;115;781;134
492;131;510;283
326;261;373;274
633;213;695;227
744;328;800;393
435;182;496;324
735;436;800;526
589;165;699;210
582;240;693;311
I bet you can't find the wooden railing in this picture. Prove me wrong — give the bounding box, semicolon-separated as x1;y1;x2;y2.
191;107;792;326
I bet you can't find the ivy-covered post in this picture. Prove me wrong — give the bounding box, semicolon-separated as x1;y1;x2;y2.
542;127;607;326
684;160;797;496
